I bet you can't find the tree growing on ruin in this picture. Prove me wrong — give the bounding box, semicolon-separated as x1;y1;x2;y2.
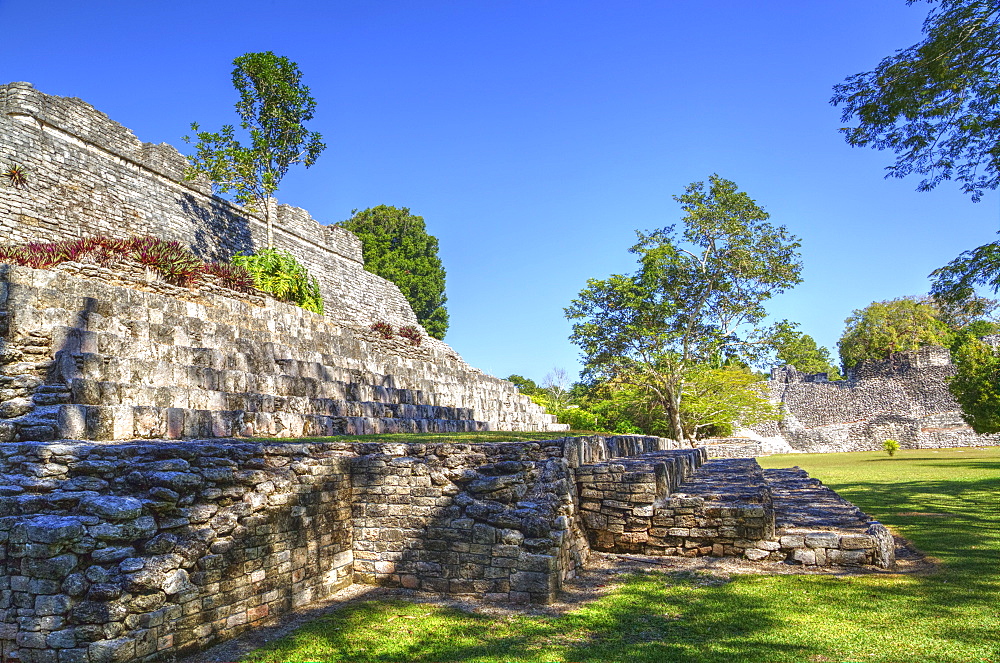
338;205;449;339
565;175;802;444
837;298;953;371
831;0;1000;202
184;52;326;248
773;324;843;380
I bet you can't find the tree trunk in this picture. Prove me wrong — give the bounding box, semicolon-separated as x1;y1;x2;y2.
264;196;277;249
665;391;686;446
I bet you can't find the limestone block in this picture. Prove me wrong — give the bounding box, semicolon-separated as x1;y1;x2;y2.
805;532;840;548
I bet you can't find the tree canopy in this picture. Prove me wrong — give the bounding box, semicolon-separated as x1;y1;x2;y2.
184;52;325;247
338;205;449;339
838;297;953;370
831;0;1000;201
949;337;1000;433
566;175;801;444
773;324;843;379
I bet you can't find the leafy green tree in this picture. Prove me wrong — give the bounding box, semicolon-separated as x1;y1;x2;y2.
338;206;449;340
931;242;1000;313
949;337;1000;433
680;365;780;440
184;52;326;248
231;248;324;314
566;175;802;444
831;0;1000;201
773;324;843;379
505;375;540;396
838;297;953;370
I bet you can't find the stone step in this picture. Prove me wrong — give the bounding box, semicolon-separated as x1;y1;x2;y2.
760;468;895;568
55;403;492;440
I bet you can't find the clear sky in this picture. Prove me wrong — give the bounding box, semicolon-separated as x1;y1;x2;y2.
2;0;997;383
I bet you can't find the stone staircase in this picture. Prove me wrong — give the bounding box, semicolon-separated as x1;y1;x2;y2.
575;452;895;569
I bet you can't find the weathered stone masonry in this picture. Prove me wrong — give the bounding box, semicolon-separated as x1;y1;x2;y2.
0;263;563;443
0;435;895;663
0;435;689;663
750;346;1000;452
0;81;413;330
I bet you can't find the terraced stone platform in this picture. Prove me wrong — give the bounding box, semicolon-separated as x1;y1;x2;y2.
577;454;895;569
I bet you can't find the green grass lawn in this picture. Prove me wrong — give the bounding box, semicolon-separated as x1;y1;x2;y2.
241;447;1000;663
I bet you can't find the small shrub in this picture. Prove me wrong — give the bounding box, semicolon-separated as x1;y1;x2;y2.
883;438;900;457
398;325;422;346
370;321;395;339
231;248;324;315
553;407;599;431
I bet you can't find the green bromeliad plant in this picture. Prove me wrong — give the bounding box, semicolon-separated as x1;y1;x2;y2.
230;247;324;314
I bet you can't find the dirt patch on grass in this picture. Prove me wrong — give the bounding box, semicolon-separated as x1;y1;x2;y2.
182;539;937;663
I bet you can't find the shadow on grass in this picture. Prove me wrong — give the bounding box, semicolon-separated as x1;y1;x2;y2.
246;572;812;663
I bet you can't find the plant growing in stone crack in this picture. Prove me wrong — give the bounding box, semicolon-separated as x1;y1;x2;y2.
1;161;29;188
370;321;395;339
398;325;422;346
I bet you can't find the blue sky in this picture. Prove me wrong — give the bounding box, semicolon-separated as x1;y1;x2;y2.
2;0;997;383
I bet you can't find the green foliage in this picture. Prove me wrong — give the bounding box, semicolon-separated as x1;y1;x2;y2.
948;318;1000;355
231;248;324;314
551;406;600;432
184;52;325;246
505;374;540;396
831;0;1000;201
949;337;1000;433
883;438;900;456
338;206;448;340
566;175;801;443
838;297;953;370
680;365;780;440
773;323;843;379
931;241;1000;313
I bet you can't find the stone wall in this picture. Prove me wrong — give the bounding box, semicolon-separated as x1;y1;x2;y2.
0;263;563;443
0;434;683;663
0;82;416;330
0;439;356;663
751;346;1000;452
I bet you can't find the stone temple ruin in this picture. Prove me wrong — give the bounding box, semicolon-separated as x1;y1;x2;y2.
741;345;1000;454
1;83;896;663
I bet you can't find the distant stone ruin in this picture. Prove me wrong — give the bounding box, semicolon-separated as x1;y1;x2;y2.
746;345;1000;452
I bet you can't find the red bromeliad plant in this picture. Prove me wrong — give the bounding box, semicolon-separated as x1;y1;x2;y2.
370;321;395;339
0;235;257;294
125;236;203;286
202;261;256;293
398;324;422;346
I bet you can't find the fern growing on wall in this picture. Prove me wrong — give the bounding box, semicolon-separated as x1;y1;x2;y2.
231;248;324;315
